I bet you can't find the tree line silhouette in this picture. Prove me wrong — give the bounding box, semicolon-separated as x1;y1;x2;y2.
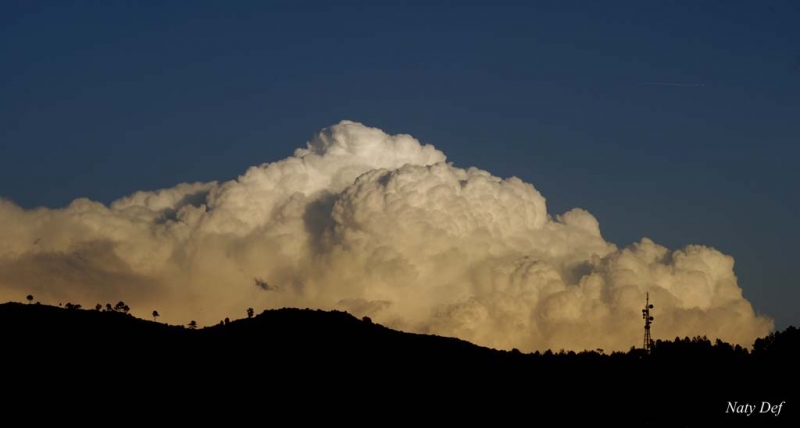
20;294;256;329
6;294;799;361
0;297;796;423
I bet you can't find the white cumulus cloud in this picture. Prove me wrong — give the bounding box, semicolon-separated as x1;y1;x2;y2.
0;121;772;351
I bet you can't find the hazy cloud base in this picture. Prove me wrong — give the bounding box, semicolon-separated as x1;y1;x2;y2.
0;121;772;351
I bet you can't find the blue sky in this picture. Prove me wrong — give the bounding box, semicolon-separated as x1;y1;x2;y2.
1;1;798;329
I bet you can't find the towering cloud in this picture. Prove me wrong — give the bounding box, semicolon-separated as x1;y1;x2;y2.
0;121;772;351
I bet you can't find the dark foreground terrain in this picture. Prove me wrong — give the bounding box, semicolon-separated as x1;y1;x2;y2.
0;302;796;425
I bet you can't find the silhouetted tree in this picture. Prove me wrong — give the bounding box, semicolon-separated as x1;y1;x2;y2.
64;302;81;310
26;295;33;304
753;332;777;354
753;325;799;361
95;303;102;311
105;303;113;312
114;301;130;314
224;317;230;325
188;320;197;330
152;310;159;322
247;308;254;319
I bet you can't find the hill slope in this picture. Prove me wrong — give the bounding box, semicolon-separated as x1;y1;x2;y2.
0;302;796;425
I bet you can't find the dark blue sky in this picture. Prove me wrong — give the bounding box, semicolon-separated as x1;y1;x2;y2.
2;1;798;329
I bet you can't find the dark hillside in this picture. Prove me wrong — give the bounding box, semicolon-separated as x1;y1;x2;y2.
0;302;796;425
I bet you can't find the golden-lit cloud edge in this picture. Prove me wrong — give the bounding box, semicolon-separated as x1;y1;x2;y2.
0;121;772;351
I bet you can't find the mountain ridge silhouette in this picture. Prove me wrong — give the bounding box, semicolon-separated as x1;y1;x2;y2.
1;301;796;425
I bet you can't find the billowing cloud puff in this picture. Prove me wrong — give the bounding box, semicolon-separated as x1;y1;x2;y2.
0;121;772;351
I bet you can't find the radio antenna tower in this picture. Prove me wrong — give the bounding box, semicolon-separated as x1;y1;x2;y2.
642;292;654;354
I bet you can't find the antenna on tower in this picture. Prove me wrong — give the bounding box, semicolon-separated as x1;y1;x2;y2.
642;292;654;354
